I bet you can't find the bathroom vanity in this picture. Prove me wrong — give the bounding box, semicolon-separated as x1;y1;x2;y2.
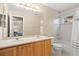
0;36;52;56
0;4;52;56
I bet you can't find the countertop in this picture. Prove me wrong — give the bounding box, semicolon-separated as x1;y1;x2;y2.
0;36;53;49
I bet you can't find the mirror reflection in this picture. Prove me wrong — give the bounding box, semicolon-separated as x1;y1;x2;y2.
0;3;43;39
11;16;23;37
0;4;6;40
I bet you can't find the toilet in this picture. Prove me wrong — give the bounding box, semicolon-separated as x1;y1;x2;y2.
51;37;62;56
53;43;62;56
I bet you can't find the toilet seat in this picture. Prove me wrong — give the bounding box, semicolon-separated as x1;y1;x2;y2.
53;43;62;50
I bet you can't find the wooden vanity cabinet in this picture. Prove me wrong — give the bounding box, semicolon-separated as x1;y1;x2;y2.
0;39;51;56
0;47;17;56
44;39;51;56
18;44;33;56
32;40;45;56
18;40;46;56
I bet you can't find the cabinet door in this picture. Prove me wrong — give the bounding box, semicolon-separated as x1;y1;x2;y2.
0;47;17;56
18;44;33;56
44;39;51;56
33;41;45;56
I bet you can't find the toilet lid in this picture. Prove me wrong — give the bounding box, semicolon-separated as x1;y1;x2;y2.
53;43;62;48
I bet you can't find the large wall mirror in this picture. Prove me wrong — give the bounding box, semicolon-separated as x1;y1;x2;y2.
0;3;43;39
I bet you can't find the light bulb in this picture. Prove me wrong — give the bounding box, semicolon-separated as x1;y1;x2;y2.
13;3;40;12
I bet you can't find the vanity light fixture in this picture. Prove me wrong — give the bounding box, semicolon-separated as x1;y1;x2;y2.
13;3;40;12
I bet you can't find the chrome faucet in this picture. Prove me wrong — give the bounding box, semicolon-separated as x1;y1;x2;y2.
15;37;19;40
9;37;19;40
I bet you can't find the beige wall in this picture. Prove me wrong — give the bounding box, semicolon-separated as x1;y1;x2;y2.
36;4;59;36
10;11;42;36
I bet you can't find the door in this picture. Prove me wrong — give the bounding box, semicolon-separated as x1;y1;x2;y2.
33;40;45;56
44;39;51;56
18;43;33;56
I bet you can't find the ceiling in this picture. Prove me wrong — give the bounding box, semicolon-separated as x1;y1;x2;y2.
44;3;79;12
